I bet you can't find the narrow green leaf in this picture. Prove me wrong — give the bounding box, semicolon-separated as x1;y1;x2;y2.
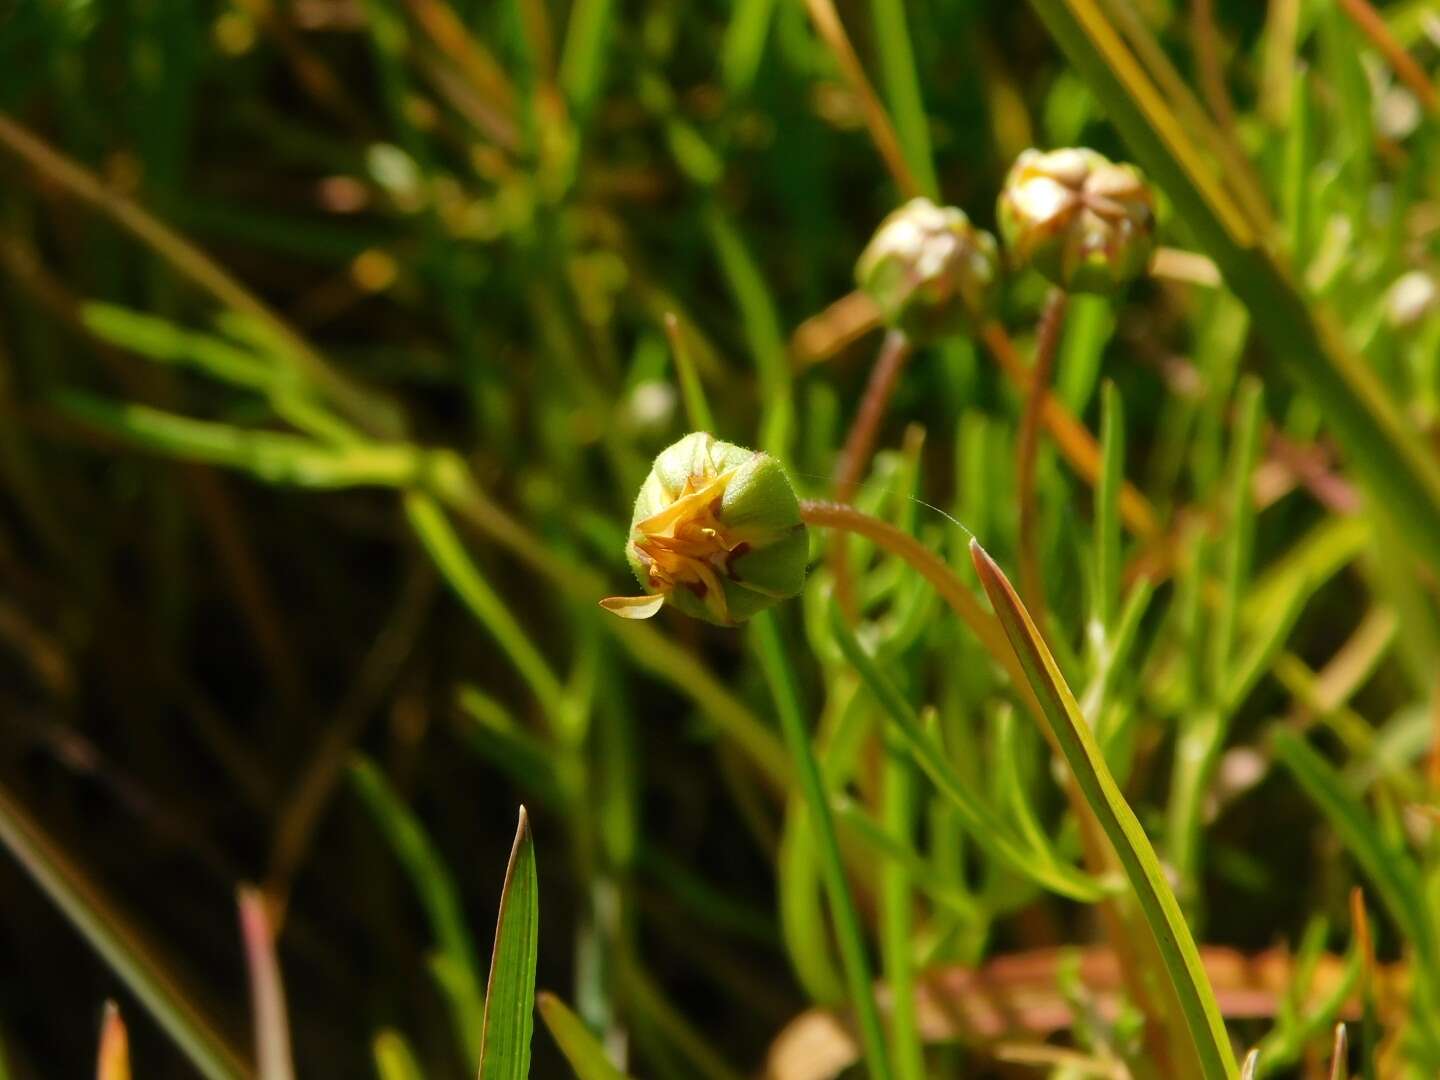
970;540;1238;1080
1272;733;1439;978
537;992;630;1080
752;610;892;1080
721;0;778;95
705;207;793;458
869;0;938;198
831;797;977;919
879;744;923;1080
829;604;1107;902
349;757;485;1068
1095;380;1124;635
56;393;423;488
559;0;615;121
405;493;566;720
373;1029;426;1080
480;806;540;1080
1211;378;1264;695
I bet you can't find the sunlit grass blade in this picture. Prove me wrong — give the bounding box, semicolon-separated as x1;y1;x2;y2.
830;796;978;919
55;393;424;489
349;756;485;1067
829;603;1107;902
480;806;540;1080
1024;0;1440;578
1094;380;1124;635
0;783;249;1080
970;540;1238;1080
879;744;923;1080
404;493;566;720
721;0;778;95
372;1029;425;1080
96;1002;131;1080
705;206;793;458
751;610;892;1080
558;0;614;121
869;0;938;198
538;991;631;1080
237;887;295;1080
1210;377;1264;694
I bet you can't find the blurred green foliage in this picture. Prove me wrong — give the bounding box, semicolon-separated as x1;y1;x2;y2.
0;0;1438;1077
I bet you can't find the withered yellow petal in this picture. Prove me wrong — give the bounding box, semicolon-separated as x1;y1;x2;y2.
598;594;666;619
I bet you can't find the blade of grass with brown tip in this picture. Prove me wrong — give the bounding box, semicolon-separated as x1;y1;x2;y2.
480;807;540;1080
96;1003;131;1080
237;887;295;1080
0;783;249;1080
538;992;632;1080
970;540;1238;1080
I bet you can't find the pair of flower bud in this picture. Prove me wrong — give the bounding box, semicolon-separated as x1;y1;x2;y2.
856;148;1157;341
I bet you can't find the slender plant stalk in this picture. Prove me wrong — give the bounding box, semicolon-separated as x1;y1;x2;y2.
664;313;717;434
835;331;915;502
832;330;914;619
801;0;921;199
1189;0;1237;133
1016;289;1069;622
752;610;894;1080
1336;0;1438;114
982;320;1161;544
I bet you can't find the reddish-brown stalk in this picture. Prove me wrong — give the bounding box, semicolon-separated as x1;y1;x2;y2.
830;331;913;621
1015;289;1069;623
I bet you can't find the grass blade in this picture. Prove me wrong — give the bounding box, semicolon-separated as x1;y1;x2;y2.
879;744;924;1080
829;604;1107;902
349;756;485;1067
480;806;540;1080
1272;733;1439;977
537;991;630;1080
0;784;248;1080
970;540;1238;1080
372;1030;426;1080
237;887;295;1080
751;610;893;1080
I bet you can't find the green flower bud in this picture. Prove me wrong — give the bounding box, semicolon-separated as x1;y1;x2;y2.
997;148;1156;295
600;432;808;626
855;197;1000;342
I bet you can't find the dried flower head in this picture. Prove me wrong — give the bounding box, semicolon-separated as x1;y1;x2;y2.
855;198;1000;342
997;148;1156;295
600;433;808;626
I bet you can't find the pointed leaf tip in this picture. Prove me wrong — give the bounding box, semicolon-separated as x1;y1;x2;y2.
97;1000;131;1080
480;806;539;1080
